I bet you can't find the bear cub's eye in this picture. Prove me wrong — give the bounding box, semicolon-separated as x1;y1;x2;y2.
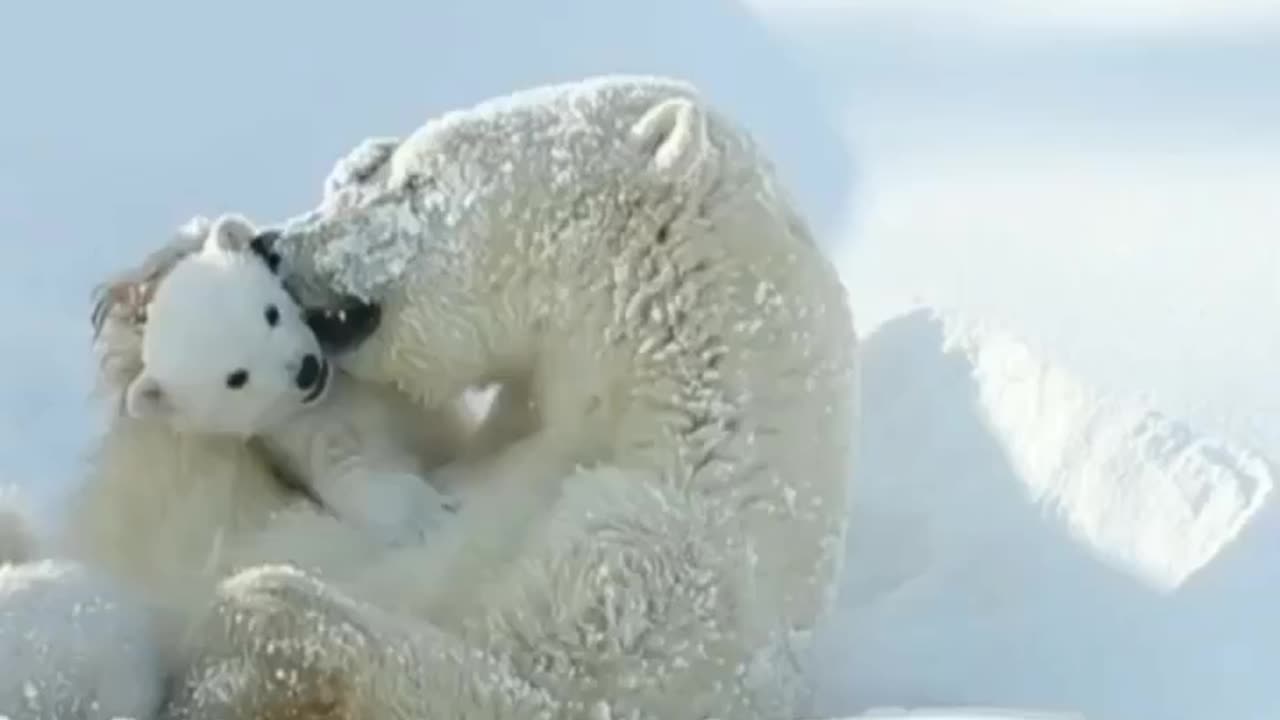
265;305;280;327
226;369;249;389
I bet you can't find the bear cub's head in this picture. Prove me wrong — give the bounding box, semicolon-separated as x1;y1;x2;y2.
125;214;332;436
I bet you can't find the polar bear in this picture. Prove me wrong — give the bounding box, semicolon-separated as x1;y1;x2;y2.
168;75;859;719
58;213;518;678
117;212;465;546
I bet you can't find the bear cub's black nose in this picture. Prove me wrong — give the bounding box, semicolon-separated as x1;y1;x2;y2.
295;354;321;390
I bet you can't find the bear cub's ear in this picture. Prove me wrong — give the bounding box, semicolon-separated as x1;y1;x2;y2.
204;213;258;254
124;373;173;420
248;229;282;274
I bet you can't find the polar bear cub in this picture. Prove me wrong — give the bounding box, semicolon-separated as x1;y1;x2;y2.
124;213;459;546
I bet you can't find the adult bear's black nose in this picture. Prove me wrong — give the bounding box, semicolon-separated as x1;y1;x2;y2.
305;301;382;355
295;354;321;390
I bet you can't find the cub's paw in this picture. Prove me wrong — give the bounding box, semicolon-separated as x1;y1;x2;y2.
347;472;459;548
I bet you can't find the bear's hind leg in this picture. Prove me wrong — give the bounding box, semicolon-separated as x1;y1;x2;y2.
164;565;375;720
482;467;806;720
166;564;557;720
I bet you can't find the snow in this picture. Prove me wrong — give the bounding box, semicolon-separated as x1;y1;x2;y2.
1;1;1277;719
0;560;164;717
811;310;1278;719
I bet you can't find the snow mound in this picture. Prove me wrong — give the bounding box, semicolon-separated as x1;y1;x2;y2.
0;560;164;718
809;307;1278;720
950;314;1273;591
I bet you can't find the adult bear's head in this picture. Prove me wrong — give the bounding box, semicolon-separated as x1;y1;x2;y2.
262;76;725;344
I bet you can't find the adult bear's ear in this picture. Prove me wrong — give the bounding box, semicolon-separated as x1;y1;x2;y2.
323;136;401;200
628;96;711;183
205;213;257;254
124;373;173;420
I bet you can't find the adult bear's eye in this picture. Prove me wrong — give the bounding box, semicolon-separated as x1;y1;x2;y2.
265;305;280;327
226;369;249;389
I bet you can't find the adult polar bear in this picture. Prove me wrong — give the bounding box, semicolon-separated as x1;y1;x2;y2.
171;75;858;719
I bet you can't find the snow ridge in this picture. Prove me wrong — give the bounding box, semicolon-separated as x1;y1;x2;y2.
947;314;1274;590
808;307;1277;719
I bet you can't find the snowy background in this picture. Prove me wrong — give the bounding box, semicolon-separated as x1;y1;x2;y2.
1;1;1277;718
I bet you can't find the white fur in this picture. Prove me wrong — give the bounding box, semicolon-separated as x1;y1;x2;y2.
170;76;859;719
258;375;475;545
121;213;471;546
52;215;524;705
124;214;327;436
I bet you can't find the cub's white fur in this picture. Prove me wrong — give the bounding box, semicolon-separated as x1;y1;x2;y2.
122;215;329;437
121;213;464;546
50;214;516;701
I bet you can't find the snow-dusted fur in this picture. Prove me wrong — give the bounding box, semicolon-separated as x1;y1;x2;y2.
170;76;860;719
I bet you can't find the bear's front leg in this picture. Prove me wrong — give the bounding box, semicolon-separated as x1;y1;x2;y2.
166;564;559;720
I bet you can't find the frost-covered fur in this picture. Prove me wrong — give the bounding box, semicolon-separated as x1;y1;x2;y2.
120;213;465;546
171;76;859;719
